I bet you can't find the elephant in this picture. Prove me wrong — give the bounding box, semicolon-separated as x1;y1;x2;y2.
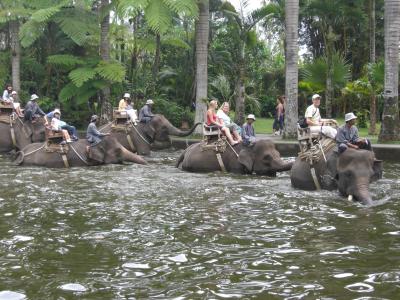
14;135;147;168
290;148;383;205
102;114;201;155
0;116;46;153
176;139;293;176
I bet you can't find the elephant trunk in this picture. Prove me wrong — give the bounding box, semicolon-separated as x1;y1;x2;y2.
121;148;147;165
353;182;373;205
167;122;202;137
271;158;293;173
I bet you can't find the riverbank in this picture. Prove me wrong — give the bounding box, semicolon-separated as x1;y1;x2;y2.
171;134;400;162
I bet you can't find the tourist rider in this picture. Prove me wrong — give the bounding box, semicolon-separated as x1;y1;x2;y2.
118;93;130;111
24;94;48;125
50;109;72;144
2;84;12;101
139;99;155;123
242;114;256;146
336;112;372;153
86;115;109;146
125;99;138;124
216;101;242;142
305;94;337;139
5;90;23;117
47;108;78;141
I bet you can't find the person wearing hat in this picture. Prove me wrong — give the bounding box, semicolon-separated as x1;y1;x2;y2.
86;115;109;146
139;99;155;123
118;93;131;111
7;90;23;117
304;94;337;139
336;112;372;153
47;108;78;141
50;109;72;144
242;114;256;146
24;94;48;125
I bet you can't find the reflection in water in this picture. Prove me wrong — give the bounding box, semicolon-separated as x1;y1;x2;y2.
0;151;399;299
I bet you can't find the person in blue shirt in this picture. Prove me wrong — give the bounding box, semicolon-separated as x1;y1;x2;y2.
86;115;109;146
139;99;155;123
242;114;256;146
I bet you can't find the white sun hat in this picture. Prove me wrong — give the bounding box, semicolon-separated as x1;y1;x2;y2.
54;109;61;115
123;93;130;98
146;99;154;105
345;112;357;122
30;94;39;101
246;114;256;120
312;94;321;100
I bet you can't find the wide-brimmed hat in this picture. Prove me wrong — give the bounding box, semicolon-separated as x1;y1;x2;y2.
30;94;39;101
123;93;130;98
11;91;17;95
345;112;357;122
247;114;256;120
90;115;98;122
312;94;321;100
146;99;154;105
53;109;61;115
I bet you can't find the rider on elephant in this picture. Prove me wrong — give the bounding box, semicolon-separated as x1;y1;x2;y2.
24;94;48;125
50;109;72;144
305;94;337;139
242;114;256;146
139;99;155;123
2;84;12;101
118;93;130;111
87;115;109;146
336;112;372;153
47;108;78;141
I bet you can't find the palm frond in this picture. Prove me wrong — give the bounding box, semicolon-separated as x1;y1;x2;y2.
19;20;45;47
30;5;61;23
144;0;172;33
164;0;198;17
69;67;97;87
163;37;190;49
47;54;85;68
95;61;126;82
59;82;79;101
116;0;148;18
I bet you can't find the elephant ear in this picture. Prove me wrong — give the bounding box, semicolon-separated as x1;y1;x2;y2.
142;124;156;142
238;147;255;173
371;159;383;182
22;123;33;139
87;144;105;163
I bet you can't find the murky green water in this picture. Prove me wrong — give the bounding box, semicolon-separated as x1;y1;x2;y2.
0;151;399;299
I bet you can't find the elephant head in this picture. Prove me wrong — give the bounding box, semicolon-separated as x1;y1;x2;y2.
336;148;382;205
91;136;147;165
237;139;293;176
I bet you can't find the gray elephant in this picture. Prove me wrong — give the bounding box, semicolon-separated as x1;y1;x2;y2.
290;148;383;205
176;139;293;176
14;136;147;168
0;117;45;152
103;114;201;155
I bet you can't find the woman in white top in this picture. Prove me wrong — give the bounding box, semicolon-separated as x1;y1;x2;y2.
51;110;72;144
216;102;242;142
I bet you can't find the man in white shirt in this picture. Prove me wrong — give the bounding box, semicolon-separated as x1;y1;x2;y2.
305;94;337;139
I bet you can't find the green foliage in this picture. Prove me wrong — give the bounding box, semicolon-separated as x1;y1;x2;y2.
210;75;233;104
153;98;193;127
47;54;85;69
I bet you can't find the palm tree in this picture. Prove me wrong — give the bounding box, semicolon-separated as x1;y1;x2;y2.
379;0;400;141
368;0;377;134
99;0;112;122
284;0;299;138
194;0;209;134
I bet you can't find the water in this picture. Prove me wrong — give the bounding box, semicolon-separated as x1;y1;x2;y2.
0;151;399;299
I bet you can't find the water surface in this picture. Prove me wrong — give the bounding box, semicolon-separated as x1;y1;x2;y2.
0;151;399;299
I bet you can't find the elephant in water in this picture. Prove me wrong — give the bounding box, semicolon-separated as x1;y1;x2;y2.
14;136;147;168
290;148;383;205
103;114;201;155
0;116;45;153
176;139;293;176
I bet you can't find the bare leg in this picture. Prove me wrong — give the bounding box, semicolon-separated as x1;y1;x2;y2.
223;128;237;145
232;130;242;142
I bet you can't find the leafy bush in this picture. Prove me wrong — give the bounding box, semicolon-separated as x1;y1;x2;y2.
153;98;194;128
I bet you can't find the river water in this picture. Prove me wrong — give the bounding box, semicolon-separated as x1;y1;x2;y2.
0;150;399;299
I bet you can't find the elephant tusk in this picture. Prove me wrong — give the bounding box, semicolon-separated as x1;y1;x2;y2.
348;195;353;201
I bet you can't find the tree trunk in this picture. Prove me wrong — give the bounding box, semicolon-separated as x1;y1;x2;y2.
234;43;246;125
9;20;21;93
325;61;333;118
284;0;299;138
99;0;112;123
368;0;377;135
151;33;161;94
194;0;209;135
378;0;400;142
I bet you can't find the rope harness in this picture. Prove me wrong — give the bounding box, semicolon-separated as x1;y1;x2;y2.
200;137;239;172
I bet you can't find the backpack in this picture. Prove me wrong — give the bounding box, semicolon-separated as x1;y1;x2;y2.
297;108;318;128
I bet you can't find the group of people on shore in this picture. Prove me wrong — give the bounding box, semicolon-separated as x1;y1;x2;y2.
206;100;257;146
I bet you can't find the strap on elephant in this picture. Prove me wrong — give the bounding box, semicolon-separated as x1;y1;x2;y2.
60;153;70;168
9;114;17;148
70;144;89;165
310;164;321;190
200;137;227;153
216;153;227;172
124;126;135;151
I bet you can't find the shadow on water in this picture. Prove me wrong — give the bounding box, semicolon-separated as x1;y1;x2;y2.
0;151;399;299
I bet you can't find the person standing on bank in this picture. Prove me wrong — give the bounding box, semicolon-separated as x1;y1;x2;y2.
242;114;256;146
86;115;109;146
336;112;372;153
273;95;285;135
139;99;155;123
305;94;337;139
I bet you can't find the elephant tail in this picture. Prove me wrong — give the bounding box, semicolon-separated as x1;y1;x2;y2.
14;151;24;165
175;151;185;168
